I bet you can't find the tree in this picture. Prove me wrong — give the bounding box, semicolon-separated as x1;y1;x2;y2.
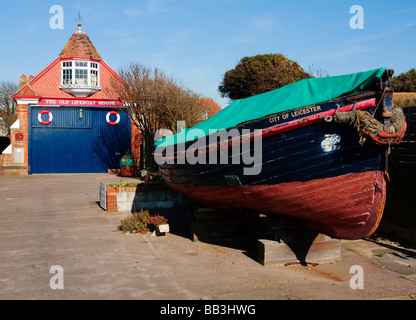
110;63;209;170
218;53;312;100
307;64;329;78
391;69;416;92
0;81;19;137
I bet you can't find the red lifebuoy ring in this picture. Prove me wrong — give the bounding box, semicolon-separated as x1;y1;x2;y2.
38;110;53;125
106;111;120;126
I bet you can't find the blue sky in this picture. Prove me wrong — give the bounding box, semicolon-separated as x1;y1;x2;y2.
0;0;415;108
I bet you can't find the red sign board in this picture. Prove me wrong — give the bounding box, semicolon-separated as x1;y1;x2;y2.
37;98;124;107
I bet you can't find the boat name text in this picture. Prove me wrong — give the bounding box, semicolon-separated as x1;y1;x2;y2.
268;105;322;124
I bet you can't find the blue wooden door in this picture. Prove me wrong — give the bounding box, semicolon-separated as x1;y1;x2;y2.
31;128;91;173
30;106;131;174
91;108;131;173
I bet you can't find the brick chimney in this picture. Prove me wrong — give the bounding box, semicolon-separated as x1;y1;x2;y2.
19;74;34;89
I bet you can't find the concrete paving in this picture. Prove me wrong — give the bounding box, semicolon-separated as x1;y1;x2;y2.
0;173;415;301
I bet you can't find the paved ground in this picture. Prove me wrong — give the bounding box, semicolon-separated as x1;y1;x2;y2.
0;173;415;301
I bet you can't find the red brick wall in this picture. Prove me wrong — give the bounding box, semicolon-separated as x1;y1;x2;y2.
14;103;28;167
1;103;29;175
106;189;117;212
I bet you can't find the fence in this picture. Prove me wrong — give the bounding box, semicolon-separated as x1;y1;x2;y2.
382;106;416;242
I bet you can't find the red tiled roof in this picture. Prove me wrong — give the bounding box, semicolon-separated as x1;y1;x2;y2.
26;59;119;99
14;84;40;98
59;26;102;60
202;98;222;117
14;74;40;97
13;26;122;100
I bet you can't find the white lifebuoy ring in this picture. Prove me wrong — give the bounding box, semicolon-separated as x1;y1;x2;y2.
38;110;53;125
106;111;120;126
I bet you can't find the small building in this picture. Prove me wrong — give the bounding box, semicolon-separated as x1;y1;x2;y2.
201;98;223;120
1;23;132;175
0;23;222;175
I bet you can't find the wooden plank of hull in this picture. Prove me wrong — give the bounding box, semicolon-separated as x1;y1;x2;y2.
159;119;385;188
167;170;386;240
158;95;390;240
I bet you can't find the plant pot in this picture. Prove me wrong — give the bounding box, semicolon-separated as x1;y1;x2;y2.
121;166;135;177
157;224;170;234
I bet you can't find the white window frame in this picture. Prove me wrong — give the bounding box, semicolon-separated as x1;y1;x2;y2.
90;62;100;87
60;60;101;87
62;61;73;85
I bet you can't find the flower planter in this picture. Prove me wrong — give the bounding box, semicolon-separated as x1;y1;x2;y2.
100;182;188;212
120;166;136;177
157;224;170;234
153;223;170;236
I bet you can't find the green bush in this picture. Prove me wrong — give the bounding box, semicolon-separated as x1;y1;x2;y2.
391;69;416;92
393;93;416;107
119;210;168;234
218;53;312;100
148;215;168;231
107;182;139;190
119;210;151;234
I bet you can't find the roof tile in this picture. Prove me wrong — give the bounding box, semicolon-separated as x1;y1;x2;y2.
59;26;102;60
14;26;121;100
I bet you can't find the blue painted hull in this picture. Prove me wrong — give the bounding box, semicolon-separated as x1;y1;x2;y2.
159;94;385;188
156;80;405;239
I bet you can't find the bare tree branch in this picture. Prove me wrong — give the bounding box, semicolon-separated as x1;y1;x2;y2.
0;81;19;137
109;63;209;170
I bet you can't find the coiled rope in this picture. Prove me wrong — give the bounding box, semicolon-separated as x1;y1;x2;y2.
334;106;407;146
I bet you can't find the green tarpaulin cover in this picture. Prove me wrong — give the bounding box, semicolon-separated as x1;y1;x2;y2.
155;68;386;147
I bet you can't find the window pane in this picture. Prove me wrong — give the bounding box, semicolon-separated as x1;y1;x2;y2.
62;69;72;84
75;69;88;85
75;61;88;67
91;69;98;86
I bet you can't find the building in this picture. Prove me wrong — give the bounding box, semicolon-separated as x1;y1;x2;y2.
0;23;132;175
0;23;222;175
201;98;223;119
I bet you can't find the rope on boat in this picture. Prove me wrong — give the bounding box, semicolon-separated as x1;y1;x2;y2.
333;106;407;146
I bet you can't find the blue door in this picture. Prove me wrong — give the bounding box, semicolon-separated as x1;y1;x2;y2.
90;108;132;173
30;106;131;174
31;127;91;174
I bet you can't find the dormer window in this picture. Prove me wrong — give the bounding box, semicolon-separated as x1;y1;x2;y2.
60;60;101;97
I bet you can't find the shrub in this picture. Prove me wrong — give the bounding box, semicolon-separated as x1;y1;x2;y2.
107;182;139;190
391;69;416;92
218;53;312;100
119;211;168;234
393;93;416;107
148;215;168;231
119;210;151;234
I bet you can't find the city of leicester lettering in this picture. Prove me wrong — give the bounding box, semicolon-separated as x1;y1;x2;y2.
268;105;322;124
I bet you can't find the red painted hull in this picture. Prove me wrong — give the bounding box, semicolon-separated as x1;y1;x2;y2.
167;170;386;240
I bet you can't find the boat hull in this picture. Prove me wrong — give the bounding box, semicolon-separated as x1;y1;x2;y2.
166;170;386;240
157;96;390;240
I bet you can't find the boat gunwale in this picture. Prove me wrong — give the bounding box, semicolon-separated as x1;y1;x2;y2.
155;96;379;161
